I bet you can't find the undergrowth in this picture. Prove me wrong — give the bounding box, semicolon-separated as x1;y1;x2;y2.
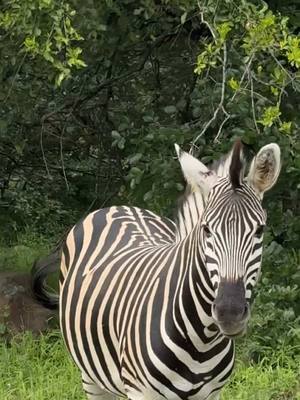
0;230;56;273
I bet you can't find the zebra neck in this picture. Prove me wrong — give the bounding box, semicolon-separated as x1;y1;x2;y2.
172;226;217;348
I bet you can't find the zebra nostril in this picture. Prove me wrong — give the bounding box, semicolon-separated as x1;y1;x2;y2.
212;301;249;323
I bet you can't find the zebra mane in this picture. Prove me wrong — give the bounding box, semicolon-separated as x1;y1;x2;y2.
175;149;235;240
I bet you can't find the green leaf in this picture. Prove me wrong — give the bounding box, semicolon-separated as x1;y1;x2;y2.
111;130;121;139
117;137;125;149
55;70;69;86
143;191;153;201
0;120;8;135
279;121;292;134
228;77;240;91
286;37;300;68
258;106;281;127
164;105;177;114
180;12;187;25
128;153;143;164
270;86;279;97
24;36;38;52
217;21;232;41
175;183;184;191
130;167;142;176
260;12;276;29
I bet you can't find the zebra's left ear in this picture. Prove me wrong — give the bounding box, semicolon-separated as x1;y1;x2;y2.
175;144;218;197
247;143;281;198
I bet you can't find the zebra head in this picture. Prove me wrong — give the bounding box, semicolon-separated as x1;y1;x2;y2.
176;141;281;338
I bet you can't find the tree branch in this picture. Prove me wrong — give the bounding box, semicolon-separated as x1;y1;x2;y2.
191;41;228;148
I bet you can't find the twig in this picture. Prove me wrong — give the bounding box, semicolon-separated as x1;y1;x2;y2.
215;53;255;142
40;124;51;178
197;3;216;40
252;74;289;96
238;87;271;103
4;53;27;102
59;126;69;190
214;106;230;143
249;71;260;135
45;33;176;122
229;53;254;104
213;42;230;143
270;51;295;85
191;41;228;149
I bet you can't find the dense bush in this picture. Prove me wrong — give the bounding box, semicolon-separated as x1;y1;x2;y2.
244;246;300;359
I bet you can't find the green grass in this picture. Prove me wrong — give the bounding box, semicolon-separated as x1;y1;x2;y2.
223;359;300;400
0;232;52;273
0;332;84;400
0;332;299;400
0;235;299;399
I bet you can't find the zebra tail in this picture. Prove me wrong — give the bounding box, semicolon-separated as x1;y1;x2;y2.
31;249;60;310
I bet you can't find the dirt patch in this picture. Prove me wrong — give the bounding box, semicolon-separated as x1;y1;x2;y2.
0;271;56;334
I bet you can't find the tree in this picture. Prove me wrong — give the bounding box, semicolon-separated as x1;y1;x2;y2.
0;0;299;240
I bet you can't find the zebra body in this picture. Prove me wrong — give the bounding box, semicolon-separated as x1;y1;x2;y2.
33;140;281;400
60;205;233;399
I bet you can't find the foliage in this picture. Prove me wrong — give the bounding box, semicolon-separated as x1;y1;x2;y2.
0;0;85;85
0;0;299;222
194;1;300;136
246;247;300;358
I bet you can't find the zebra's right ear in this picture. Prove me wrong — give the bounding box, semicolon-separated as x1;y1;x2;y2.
175;144;218;197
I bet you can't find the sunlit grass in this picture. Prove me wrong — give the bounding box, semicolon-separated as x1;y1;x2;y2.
222;358;300;400
0;332;84;400
0;331;299;400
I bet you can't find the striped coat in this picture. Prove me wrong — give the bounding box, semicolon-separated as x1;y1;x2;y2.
60;206;233;399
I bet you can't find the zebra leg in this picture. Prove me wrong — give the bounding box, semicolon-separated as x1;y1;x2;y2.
81;373;116;400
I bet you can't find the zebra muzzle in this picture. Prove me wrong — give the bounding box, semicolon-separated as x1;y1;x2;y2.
211;279;250;338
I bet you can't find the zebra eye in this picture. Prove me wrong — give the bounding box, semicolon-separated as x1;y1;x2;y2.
255;225;264;237
203;225;212;237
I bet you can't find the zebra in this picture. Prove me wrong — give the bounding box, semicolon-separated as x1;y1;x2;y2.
32;140;281;400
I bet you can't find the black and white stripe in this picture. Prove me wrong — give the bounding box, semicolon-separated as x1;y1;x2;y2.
60;205;234;400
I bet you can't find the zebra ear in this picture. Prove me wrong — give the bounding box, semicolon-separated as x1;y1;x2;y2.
247;143;281;198
175;144;217;196
229;139;244;189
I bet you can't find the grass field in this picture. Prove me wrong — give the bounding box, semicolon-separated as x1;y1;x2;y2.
0;236;299;399
1;331;299;400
